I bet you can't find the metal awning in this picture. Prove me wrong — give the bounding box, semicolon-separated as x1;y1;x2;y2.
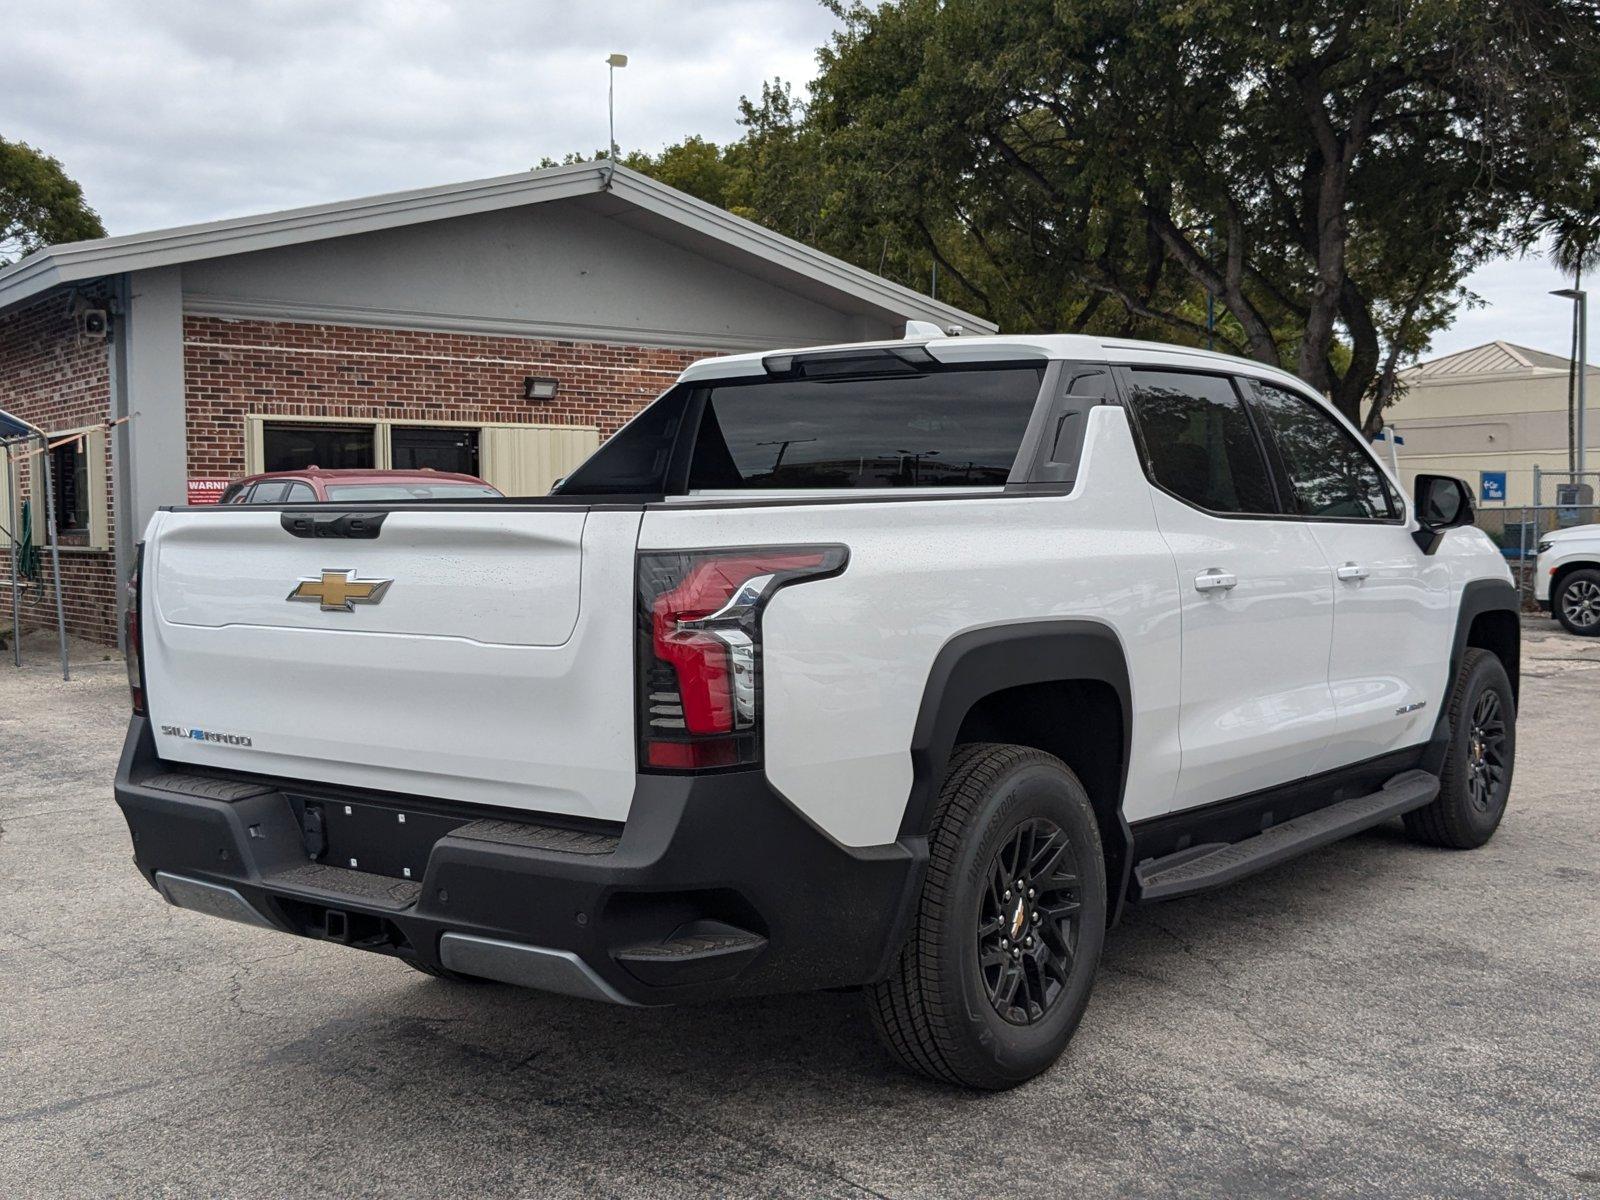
0;407;41;440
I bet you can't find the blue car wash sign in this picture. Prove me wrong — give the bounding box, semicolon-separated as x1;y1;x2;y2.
1480;471;1507;503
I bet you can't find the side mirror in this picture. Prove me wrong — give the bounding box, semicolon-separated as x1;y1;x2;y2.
1412;474;1474;554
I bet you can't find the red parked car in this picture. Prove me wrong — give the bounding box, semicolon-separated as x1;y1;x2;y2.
219;468;503;504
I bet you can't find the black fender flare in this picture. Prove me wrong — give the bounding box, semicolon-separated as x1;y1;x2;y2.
1423;578;1521;773
899;620;1135;921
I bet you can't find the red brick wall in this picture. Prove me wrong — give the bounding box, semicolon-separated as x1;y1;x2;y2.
2;308;721;648
0;289;118;647
184;316;715;479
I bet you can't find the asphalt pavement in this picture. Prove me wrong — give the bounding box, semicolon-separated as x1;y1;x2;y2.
2;620;1597;1199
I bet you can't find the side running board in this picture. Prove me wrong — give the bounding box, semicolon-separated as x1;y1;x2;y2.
1133;769;1440;902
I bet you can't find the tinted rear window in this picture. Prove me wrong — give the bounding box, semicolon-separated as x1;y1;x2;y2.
686;365;1046;490
323;483;500;501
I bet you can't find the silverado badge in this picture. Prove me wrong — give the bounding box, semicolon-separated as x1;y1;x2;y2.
288;569;393;612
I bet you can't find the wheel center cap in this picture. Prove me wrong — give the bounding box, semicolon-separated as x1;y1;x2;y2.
1010;896;1028;940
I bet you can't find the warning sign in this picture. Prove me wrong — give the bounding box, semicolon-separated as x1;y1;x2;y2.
186;478;231;506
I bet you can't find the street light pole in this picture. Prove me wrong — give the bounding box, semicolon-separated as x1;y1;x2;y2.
606;53;628;164
1581;291;1589;483
1555;287;1589;483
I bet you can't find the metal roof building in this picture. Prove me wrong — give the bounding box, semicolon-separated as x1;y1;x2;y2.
1388;341;1599;506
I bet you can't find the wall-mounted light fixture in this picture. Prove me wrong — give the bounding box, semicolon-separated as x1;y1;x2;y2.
524;376;560;402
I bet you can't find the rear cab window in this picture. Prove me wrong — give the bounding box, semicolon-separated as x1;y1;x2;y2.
686;363;1047;491
247;481;291;505
558;350;1057;497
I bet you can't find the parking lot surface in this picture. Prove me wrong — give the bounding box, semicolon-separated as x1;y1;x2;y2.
2;620;1598;1199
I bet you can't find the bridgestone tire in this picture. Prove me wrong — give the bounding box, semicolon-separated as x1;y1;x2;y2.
867;743;1107;1089
1403;648;1516;849
1554;567;1600;636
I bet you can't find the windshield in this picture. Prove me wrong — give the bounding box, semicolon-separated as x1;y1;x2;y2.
686;364;1046;490
323;483;501;501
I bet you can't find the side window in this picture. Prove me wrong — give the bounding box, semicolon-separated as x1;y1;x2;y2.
283;482;315;502
1249;383;1396;520
1125;370;1277;515
248;481;290;504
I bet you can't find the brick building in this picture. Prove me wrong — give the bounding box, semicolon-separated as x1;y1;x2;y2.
0;162;988;645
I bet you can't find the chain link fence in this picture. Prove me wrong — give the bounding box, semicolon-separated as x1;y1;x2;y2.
1474;504;1600;606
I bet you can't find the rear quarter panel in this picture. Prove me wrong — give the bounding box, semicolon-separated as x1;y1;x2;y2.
640;406;1184;847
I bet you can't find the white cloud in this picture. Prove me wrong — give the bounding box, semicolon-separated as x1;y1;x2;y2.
3;0;839;231
1432;250;1592;365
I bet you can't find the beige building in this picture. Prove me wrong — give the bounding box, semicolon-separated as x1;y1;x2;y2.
1386;341;1600;507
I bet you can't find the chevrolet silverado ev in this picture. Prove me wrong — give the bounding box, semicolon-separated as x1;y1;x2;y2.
116;332;1519;1089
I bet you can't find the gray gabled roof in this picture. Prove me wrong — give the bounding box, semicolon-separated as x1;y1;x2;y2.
0;161;994;334
1402;340;1578;380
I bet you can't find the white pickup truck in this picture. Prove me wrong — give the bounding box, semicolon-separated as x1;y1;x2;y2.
116;333;1520;1089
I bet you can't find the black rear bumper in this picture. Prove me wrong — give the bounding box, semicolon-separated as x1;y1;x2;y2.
114;717;925;1005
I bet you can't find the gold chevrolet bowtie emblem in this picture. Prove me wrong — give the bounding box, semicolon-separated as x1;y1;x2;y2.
287;569;393;612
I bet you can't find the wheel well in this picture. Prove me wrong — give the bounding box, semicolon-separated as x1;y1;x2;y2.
952;679;1129;922
1551;559;1600;600
1466;608;1521;703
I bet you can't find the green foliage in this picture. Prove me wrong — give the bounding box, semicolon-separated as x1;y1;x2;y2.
556;2;1600;429
0;138;104;266
802;0;1600;428
1535;171;1600;286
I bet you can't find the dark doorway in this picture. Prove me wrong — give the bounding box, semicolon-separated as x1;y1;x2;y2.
390;426;480;475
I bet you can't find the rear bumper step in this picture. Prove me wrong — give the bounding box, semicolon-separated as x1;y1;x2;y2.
1133;769;1440;902
114;716;923;1006
266;862;424;911
439;934;640;1005
613;921;769;988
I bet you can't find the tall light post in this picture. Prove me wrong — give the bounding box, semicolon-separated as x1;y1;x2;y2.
606;53;628;164
1554;287;1589;483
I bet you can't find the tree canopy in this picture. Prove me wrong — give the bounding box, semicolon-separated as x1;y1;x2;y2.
0;138;104;267
617;1;1600;431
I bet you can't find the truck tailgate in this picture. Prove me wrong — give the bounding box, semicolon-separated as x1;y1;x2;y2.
141;506;643;822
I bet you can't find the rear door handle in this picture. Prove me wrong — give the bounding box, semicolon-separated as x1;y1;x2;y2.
1335;562;1370;582
1194;568;1238;593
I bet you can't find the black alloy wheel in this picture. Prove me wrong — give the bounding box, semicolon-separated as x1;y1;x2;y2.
977;817;1083;1026
1464;688;1509;815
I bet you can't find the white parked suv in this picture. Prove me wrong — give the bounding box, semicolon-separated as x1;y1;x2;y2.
116;332;1520;1089
1535;523;1600;635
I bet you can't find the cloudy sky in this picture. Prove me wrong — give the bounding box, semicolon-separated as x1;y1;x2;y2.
4;0;1586;363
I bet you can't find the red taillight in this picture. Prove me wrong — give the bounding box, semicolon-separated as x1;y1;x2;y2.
637;546;847;771
125;545;146;715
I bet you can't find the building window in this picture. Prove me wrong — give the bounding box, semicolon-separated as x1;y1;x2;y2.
262;423;376;472
51;438;91;547
33;427;107;551
390;425;480;475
